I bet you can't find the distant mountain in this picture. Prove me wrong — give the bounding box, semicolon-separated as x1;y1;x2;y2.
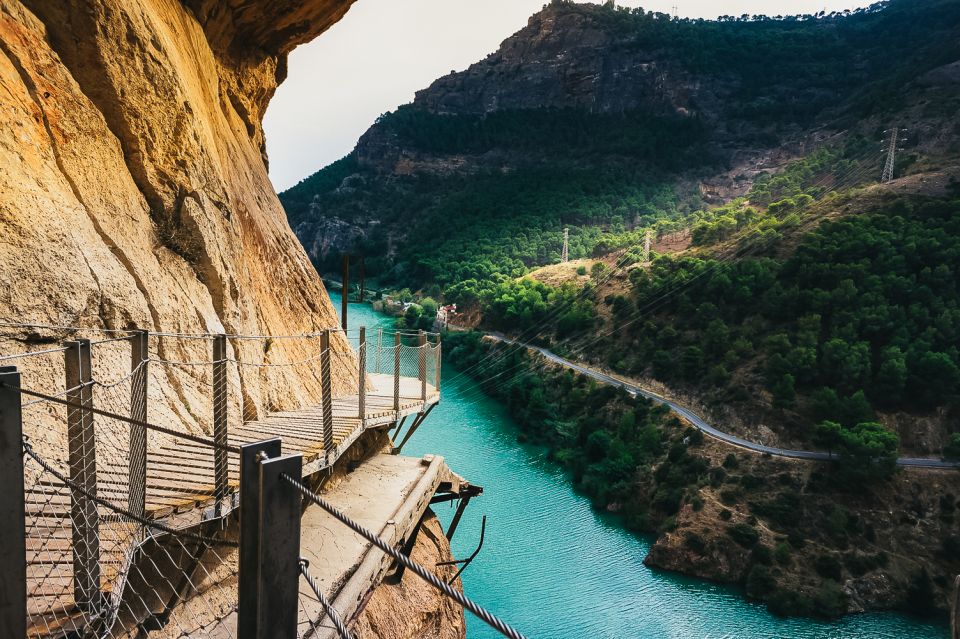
280;2;960;618
281;0;960;287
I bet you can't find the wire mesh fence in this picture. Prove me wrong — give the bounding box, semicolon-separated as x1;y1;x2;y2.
1;323;442;638
23;445;239;639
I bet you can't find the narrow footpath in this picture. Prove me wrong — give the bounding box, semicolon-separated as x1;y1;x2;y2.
487;333;959;470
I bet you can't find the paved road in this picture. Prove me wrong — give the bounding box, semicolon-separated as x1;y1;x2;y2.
487;333;959;470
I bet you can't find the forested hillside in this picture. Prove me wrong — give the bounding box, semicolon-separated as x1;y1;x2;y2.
280;0;960;620
283;0;960;291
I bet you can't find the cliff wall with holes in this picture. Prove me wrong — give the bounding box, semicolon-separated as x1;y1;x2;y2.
0;0;362;423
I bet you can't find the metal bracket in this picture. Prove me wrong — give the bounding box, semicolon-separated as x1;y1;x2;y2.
437;515;486;584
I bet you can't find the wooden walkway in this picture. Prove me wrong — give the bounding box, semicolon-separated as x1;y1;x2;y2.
24;373;439;637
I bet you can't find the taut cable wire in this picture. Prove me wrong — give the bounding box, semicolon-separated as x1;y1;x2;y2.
1;381;241;453
298;559;354;639
281;473;529;639
23;440;238;548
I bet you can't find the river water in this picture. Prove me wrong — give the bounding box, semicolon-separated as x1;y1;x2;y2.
333;292;947;639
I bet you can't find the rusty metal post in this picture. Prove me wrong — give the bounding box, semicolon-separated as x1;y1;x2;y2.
341;254;350;330
0;366;26;639
358;327;366;421
64;339;101;613
213;335;228;518
129;330;149;520
393;332;401;413
419;330;427;402
320;331;334;457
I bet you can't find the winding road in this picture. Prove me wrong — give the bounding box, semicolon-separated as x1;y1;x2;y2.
487;333;959;470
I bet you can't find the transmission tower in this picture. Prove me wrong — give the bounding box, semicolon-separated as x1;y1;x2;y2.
643;229;652;263
561;228;569;263
881;126;906;183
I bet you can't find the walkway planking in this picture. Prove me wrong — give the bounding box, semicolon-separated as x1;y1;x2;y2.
24;373;439;638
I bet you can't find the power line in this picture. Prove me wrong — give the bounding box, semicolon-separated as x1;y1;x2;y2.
449;153;882;405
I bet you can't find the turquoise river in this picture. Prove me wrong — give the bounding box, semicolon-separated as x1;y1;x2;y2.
334;292;948;639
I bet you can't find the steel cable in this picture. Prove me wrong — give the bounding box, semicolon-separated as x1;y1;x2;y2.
0;346;71;362
281;473;529;639
22;440;238;548
1;382;241;453
298;559;354;639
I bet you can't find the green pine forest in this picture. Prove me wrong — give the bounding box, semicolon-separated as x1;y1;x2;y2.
280;0;960;618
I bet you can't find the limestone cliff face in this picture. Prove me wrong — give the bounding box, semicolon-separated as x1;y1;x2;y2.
353;512;467;639
0;0;358;429
412;6;701;118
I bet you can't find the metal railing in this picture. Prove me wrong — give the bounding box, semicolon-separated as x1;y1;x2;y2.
0;322;443;638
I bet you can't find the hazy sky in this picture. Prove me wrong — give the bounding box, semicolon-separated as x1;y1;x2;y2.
264;0;873;192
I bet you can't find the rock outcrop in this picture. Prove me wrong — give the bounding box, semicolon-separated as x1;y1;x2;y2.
413;6;702;118
353;511;467;639
0;0;358;430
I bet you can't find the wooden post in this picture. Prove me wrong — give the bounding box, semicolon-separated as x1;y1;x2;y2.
212;335;228;518
129;330;148;520
64;339;101;613
320;331;334;458
0;366;26;639
341;254;350;330
419;330;427;402
393;332;401;413
358;327;366;421
237;438;281;639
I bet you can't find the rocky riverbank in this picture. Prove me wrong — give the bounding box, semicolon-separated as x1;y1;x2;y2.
448;332;960;621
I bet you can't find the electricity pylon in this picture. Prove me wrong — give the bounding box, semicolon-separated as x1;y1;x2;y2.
881;126;906;183
561;228;569;263
643;229;652;263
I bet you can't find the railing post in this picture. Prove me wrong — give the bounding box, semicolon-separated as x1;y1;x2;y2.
419;330;427;402
212;334;228;518
320;331;334;459
436;334;442;394
64;339;102;613
377;327;383;375
237;438;281;639
0;367;26;639
129;330;148;521
358;327;366;421
257;453;302;639
393;332;401;413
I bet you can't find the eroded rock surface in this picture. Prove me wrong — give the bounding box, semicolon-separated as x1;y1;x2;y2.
0;0;358;435
353;511;467;639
